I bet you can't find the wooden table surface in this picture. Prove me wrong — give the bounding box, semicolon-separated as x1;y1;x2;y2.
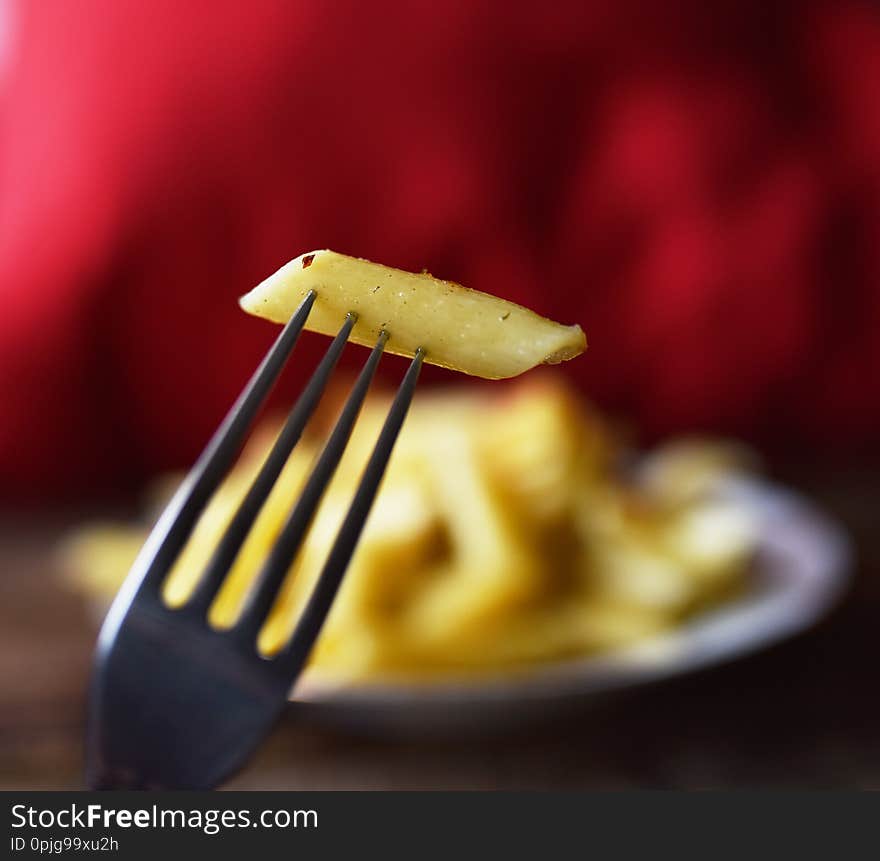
2;463;877;790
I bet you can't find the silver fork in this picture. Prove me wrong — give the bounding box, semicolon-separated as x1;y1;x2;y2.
86;290;424;789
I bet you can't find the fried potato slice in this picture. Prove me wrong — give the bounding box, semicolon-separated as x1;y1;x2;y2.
239;250;586;379
61;378;757;683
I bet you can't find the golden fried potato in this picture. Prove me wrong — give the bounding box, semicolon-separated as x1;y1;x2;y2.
61;377;756;683
239;250;586;379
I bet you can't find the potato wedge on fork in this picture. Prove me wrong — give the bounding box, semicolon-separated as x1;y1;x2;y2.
240;250;586;379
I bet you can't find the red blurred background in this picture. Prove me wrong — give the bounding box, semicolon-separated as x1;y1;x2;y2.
1;0;879;502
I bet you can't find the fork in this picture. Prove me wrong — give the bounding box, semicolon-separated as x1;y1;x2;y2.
86;290;424;789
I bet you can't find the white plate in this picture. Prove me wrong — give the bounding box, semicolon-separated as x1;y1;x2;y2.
289;478;851;733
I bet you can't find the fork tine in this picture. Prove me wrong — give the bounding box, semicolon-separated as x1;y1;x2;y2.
277;347;424;679
124;290;317;601
233;330;392;641
185;313;357;617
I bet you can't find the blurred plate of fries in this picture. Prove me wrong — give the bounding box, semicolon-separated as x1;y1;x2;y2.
62;375;851;732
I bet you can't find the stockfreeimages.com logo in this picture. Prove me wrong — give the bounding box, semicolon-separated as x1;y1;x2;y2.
11;804;318;836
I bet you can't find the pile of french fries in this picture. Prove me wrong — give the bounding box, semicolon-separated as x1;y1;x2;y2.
63;376;756;683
